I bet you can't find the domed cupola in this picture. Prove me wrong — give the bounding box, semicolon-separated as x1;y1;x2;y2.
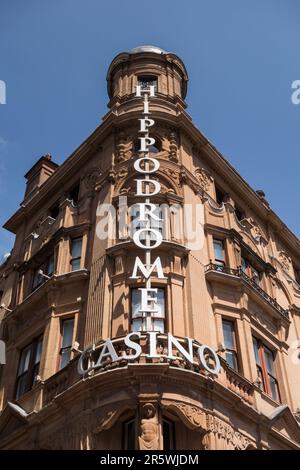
106;45;188;114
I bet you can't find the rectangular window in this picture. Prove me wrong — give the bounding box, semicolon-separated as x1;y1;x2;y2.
32;254;55;291
130;205;164;240
70;238;82;271
59;318;75;369
68;182;80;206
215;186;225;205
15;335;43;399
241;257;261;285
131;288;165;333
222;320;239;371
138;76;158;92
122;418;136;450
252;337;280;402
213;239;225;267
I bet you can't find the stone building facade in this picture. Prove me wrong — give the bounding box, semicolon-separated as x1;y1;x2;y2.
0;45;300;450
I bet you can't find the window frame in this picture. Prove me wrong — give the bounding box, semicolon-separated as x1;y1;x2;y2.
222;319;239;372
130;286;166;333
215;185;226;205
15;335;43;400
31;253;55;291
68;182;80;207
70;237;83;271
137;75;158;93
213;238;226;267
252;336;280;402
241;256;261;285
58;317;75;370
162;418;176;450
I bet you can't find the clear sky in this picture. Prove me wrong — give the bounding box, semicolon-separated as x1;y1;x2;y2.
0;0;300;258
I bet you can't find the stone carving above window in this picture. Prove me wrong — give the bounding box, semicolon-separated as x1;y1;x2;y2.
206;415;253;450
238;217;268;246
83;167;102;190
194;167;213;192
164;402;207;432
279;251;292;273
115;130;128;163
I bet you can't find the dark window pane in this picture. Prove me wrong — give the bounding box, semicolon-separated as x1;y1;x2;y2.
215;187;225;205
62;319;74;348
123;419;136;450
16;375;28;400
213;239;224;264
49;204;60;219
264;347;275;376
59;319;74;370
241;257;247;273
138;76;157;91
256;367;263;389
18;345;31;376
32;269;43;290
225;351;238;370
35;337;43;364
71;258;81;271
163;419;175;450
222;321;235;350
32;363;40;383
69;184;80;205
47;256;54;277
16;336;43;399
60;349;71;369
71;239;82;259
235;206;245;221
252;337;260;365
269;376;279;401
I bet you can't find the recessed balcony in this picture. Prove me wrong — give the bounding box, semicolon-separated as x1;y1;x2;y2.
204;263;289;321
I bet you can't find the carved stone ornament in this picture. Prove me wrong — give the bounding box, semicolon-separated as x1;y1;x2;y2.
166;403;207;431
279;251;292;272
206;415;253;450
138;403;159;450
93;405;133;434
83;167;102;190
194;167;213;192
115;130;127;163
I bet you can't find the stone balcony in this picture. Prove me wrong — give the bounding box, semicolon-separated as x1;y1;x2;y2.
204;263;290;321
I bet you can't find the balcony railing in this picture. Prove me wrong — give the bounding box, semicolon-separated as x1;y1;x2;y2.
205;263;289;320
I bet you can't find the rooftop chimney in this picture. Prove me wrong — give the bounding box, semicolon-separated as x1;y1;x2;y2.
24;154;59;200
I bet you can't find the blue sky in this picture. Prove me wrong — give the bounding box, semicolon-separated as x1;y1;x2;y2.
0;0;300;257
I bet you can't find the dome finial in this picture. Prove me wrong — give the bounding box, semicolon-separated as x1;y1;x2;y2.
129;45;167;54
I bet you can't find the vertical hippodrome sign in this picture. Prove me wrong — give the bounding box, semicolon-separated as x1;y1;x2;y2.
130;83;165;332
